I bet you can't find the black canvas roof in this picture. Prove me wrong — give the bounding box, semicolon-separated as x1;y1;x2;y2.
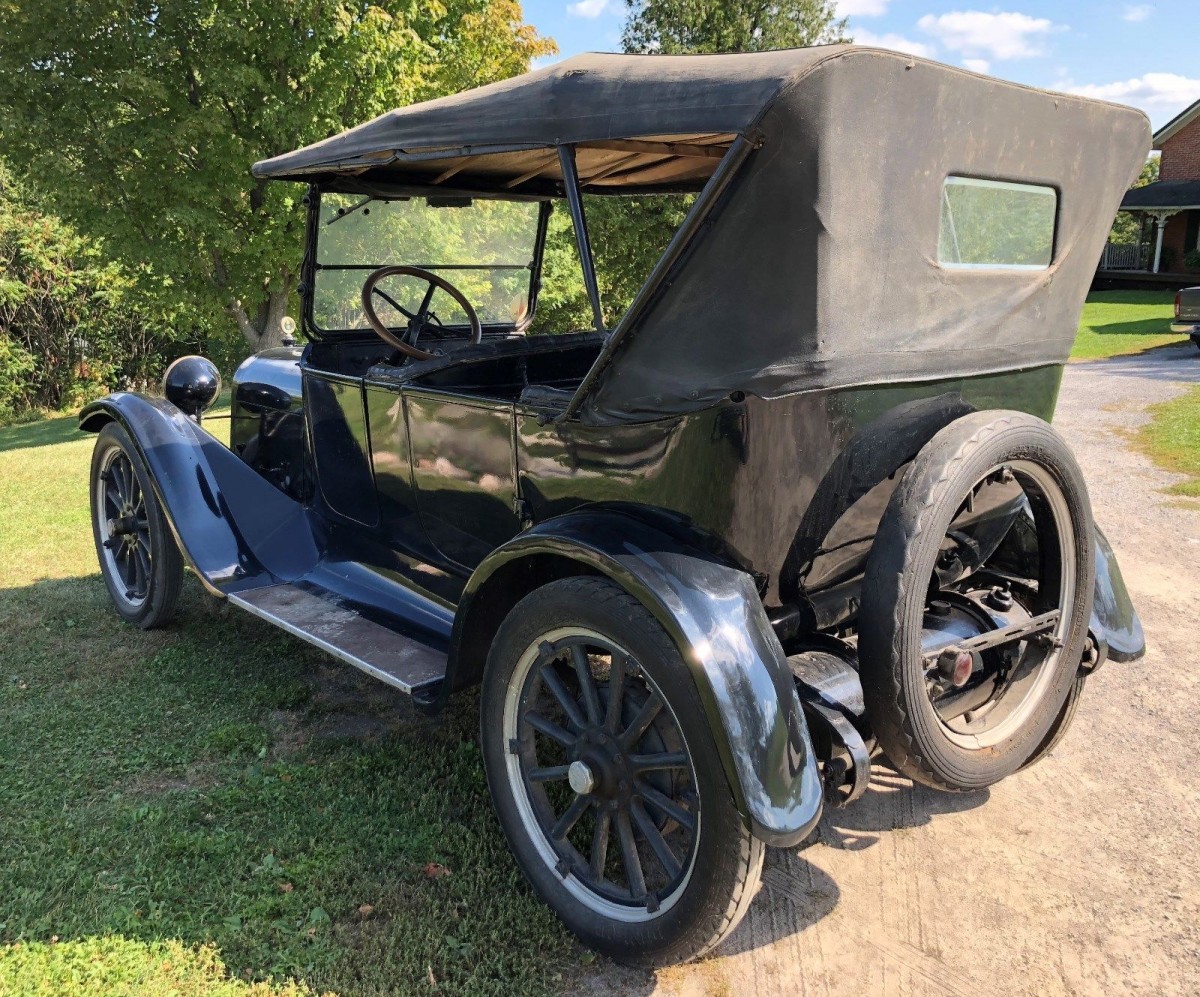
257;47;1152;423
252;48;836;193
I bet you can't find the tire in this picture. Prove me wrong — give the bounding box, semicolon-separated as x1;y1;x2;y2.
1020;672;1085;771
90;422;184;629
480;576;764;966
859;411;1095;791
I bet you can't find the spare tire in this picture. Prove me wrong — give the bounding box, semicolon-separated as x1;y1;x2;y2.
859;411;1095;791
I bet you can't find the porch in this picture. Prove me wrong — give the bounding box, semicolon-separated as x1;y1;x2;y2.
1097;180;1200;285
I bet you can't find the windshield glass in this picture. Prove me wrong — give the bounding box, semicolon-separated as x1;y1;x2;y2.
313;194;542;332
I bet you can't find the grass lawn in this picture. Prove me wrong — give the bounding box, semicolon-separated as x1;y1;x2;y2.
1136;384;1200;499
1071;290;1186;360
0;414;576;994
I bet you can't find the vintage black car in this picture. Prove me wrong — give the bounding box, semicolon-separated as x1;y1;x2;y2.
81;46;1150;965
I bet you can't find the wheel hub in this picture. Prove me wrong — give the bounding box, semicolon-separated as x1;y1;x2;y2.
567;760;595;795
572;727;635;803
108;512;138;536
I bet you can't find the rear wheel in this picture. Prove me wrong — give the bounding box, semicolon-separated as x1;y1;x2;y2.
480;577;763;966
859;412;1095;791
90;423;183;629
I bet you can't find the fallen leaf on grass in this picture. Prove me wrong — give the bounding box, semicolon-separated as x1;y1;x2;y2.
423;862;450;879
357;904;375;916
278;883;293;893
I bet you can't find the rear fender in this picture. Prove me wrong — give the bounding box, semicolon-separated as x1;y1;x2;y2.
1090;527;1144;664
991;504;1144;665
453;509;824;847
79;392;319;592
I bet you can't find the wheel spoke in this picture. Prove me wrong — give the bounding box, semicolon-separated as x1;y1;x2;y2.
540;662;587;731
524;711;575;748
619;691;663;750
636;779;695;832
550;794;590;841
589;809;611;881
133;542;151;597
630;798;682;880
117;458;133;504
528;764;572;783
604;654;628;733
630;751;689;772
104;484;123;515
571;644;603;725
615;810;647;901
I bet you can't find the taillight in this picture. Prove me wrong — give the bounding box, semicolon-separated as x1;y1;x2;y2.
1175;291;1181;319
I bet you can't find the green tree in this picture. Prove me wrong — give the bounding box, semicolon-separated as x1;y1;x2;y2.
0;165;182;418
0;1;553;353
1109;156;1160;247
623;0;846;54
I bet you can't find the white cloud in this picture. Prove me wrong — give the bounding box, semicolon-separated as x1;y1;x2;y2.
1122;4;1153;22
963;58;991;74
1065;72;1200;122
853;29;935;59
917;11;1064;62
837;0;891;15
567;0;609;18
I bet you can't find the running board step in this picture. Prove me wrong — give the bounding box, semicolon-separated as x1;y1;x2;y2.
228;583;448;695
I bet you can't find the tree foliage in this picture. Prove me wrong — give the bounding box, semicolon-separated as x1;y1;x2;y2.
0;166;191;420
623;0;846;54
0;0;553;352
1109;156;1160;247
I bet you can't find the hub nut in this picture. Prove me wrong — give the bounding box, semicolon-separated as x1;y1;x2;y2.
567;760;595;795
985;586;1014;611
937;648;975;688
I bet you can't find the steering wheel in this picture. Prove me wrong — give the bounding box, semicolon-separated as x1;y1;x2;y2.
360;265;482;362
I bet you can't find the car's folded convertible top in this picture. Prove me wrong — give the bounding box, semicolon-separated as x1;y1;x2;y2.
256;47;1152;424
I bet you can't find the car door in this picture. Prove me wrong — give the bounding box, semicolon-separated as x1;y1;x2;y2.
403;385;522;571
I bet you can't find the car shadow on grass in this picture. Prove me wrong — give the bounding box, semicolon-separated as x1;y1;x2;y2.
0;412;82;453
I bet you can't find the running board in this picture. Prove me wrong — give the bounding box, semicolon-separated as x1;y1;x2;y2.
227;583;448;695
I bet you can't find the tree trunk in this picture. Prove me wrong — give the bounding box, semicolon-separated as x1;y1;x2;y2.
229;286;294;352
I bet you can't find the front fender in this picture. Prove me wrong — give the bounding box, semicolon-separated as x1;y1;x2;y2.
456;509;824;847
79;393;319;593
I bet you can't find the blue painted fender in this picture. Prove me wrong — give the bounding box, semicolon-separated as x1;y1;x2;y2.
455;509;824;847
79;392;319;592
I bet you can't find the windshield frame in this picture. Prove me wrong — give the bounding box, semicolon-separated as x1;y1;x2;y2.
301;186;552;341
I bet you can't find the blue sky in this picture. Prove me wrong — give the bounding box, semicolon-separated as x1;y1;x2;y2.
522;0;1200;130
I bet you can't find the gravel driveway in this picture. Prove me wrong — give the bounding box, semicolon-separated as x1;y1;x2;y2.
590;343;1200;997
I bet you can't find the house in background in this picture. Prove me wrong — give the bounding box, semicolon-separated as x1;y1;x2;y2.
1096;97;1200;289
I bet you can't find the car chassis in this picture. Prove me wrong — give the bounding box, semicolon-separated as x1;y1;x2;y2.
81;46;1149;964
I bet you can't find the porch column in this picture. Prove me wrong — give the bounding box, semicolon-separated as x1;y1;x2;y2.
1149;210;1177;273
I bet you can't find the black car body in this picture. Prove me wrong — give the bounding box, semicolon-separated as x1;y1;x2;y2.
80;46;1149;964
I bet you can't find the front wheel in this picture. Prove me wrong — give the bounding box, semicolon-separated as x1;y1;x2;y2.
480;577;763;966
90;422;184;629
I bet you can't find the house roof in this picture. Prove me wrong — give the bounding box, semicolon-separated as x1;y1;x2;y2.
1121;178;1200;210
1153;98;1200;148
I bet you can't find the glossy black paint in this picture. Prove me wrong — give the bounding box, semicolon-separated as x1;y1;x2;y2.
454;508;824;846
83;341;1146;848
163;355;222;418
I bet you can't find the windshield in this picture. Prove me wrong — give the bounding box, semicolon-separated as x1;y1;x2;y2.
312;193;543;333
